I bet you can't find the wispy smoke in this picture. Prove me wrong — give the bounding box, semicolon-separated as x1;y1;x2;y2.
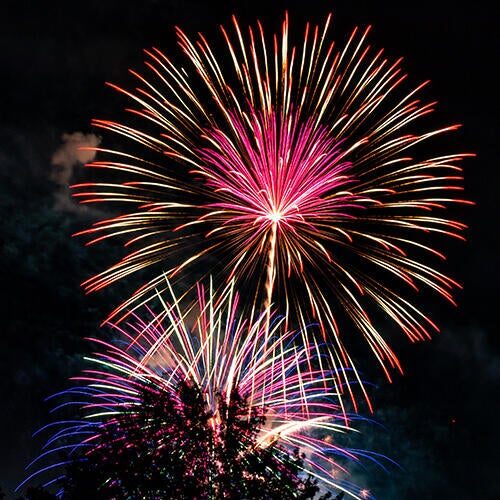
439;326;500;381
50;132;100;212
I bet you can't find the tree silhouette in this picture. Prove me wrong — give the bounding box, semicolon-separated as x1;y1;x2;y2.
60;380;331;499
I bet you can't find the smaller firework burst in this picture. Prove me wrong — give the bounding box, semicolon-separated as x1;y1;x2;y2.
20;280;389;498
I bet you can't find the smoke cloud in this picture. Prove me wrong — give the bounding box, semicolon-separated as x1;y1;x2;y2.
51;132;100;184
50;132;100;212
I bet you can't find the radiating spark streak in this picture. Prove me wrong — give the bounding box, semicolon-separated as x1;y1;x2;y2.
264;221;278;334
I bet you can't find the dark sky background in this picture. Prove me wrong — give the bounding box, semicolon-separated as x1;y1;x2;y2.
1;1;498;498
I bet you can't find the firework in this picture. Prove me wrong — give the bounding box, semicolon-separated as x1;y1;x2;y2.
20;280;389;498
74;14;471;404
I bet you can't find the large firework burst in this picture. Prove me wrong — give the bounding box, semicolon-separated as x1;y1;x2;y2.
20;281;388;499
74;13;471;403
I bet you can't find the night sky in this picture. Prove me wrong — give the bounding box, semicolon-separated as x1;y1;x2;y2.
1;1;498;498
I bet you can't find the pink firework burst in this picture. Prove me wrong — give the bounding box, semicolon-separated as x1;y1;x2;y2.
193;110;365;312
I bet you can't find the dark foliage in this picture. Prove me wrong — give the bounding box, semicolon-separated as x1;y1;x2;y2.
58;381;331;499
